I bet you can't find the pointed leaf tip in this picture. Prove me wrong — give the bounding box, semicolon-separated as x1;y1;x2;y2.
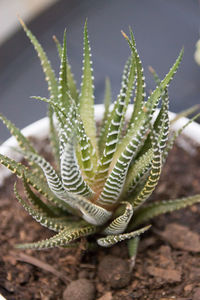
84;18;88;27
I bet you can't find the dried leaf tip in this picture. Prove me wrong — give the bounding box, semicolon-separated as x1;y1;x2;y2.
148;65;155;74
121;30;129;40
52;35;58;42
143;106;148;113
17;15;25;27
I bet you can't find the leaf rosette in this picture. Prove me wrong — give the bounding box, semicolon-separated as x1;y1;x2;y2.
0;20;199;262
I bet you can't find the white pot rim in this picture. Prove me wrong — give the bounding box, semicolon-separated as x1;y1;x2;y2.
0;104;200;186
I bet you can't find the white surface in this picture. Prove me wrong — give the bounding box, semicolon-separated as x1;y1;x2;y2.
0;104;200;186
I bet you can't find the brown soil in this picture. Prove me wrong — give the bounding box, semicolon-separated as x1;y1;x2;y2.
0;139;200;300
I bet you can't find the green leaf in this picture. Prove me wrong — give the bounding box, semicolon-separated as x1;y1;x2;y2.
138;87;169;159
128;236;140;259
0;112;51;182
119;55;137;138
76;113;97;181
53;34;79;102
45;92;97;179
60;138;93;197
0;153;28;177
154;89;170;152
66;64;79;103
97;225;151;247
103;202;133;235
0;113;36;153
127;29;146;124
95;55;136;189
32;95;75;157
114;44;183;160
22;175;57;217
65;92;98;179
74;196;112;226
123;148;153;196
98;77;112;155
79;20;97;152
48;106;60;168
21;151;73;202
14;183;67;232
16;225;96;250
0;153;70;212
14;150;111;226
31;95;97;184
19;18;58;101
97;116;150;207
58;30;70;109
130;133;162;208
130;195;200;229
146;48;183;114
147;67;170;151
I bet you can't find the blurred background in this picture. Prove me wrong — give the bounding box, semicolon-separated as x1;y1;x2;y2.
0;0;200;141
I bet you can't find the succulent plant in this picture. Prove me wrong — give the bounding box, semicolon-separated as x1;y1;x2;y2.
0;20;200;262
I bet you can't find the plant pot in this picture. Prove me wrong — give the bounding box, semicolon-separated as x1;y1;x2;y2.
0;104;200;299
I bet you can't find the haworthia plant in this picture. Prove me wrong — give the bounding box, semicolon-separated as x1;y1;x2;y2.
0;21;200;266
